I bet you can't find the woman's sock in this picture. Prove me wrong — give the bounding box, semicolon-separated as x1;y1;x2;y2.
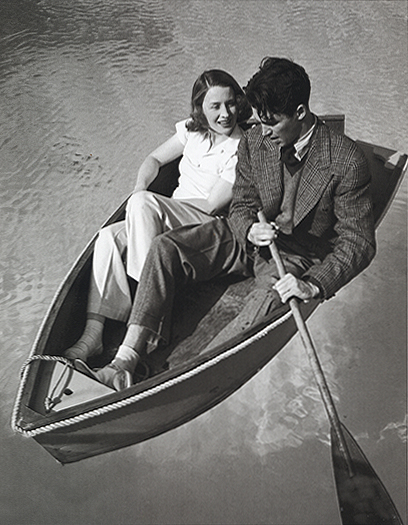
65;317;104;360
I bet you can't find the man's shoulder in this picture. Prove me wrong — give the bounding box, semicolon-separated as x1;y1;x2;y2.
243;123;263;142
315;120;367;165
240;124;276;154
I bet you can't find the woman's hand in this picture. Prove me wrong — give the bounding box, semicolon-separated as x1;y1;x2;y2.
273;273;320;303
247;221;279;246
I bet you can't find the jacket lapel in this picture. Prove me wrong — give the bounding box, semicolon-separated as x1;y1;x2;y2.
293;121;333;227
259;134;284;213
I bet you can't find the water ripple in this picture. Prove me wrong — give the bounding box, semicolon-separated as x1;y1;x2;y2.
0;2;406;522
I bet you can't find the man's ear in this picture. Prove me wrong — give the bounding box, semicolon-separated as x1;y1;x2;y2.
295;104;308;121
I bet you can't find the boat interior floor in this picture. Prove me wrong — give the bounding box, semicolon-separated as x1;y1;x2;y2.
86;274;288;380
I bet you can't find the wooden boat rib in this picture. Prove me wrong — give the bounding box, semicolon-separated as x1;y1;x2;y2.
11;115;407;464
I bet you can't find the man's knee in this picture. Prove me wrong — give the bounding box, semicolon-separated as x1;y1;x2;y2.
147;229;200;284
148;232;181;265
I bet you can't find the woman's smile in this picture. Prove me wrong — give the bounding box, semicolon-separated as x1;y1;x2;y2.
202;85;238;136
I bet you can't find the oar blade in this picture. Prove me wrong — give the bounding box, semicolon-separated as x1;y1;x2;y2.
331;424;403;525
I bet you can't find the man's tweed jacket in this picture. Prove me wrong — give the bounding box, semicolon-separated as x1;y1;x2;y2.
228;118;376;300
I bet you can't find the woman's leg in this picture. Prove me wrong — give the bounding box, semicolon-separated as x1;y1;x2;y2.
65;221;132;360
125;191;213;281
94;218;249;389
89;221;133;321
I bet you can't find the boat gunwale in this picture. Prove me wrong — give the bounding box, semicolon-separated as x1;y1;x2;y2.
13;305;299;437
356;140;407;228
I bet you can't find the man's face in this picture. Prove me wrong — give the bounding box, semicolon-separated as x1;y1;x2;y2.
254;108;303;148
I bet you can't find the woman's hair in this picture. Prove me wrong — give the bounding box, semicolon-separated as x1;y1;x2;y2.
245;57;311;119
187;69;252;133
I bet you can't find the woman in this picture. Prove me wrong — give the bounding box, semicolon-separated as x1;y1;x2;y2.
65;69;251;386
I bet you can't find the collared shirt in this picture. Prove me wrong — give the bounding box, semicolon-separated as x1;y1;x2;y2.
290;115;317;161
172;119;243;201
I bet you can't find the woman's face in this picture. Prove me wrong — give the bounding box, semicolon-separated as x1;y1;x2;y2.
202;86;238;136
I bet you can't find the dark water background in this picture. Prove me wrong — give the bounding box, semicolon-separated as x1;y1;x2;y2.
0;1;406;524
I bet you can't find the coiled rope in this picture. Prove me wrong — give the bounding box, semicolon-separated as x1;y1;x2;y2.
20;354;72;375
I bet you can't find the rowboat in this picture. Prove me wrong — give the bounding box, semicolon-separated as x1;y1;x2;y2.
11;115;407;465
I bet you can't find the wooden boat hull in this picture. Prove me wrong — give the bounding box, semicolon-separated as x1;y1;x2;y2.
31;303;313;463
12;116;407;463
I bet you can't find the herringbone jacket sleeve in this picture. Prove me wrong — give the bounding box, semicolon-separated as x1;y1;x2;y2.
302;138;376;299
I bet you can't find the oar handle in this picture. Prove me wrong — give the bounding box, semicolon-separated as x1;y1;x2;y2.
257;211;353;473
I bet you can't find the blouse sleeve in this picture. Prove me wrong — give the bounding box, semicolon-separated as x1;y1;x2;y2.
175;119;189;146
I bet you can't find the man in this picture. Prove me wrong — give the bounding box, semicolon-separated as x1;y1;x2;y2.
90;57;376;390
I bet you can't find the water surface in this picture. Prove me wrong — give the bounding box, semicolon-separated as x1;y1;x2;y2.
0;1;406;524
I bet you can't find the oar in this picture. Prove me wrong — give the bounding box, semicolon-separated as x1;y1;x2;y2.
257;211;403;525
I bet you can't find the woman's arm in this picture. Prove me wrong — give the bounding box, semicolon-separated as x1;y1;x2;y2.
134;133;185;192
206;178;234;214
185;178;234;215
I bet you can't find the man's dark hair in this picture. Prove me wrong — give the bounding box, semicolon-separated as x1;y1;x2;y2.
245;57;311;119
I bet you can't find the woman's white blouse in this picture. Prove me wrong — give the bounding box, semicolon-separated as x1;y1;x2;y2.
172;119;243;200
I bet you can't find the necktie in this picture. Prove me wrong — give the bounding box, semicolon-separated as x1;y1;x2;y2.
281;145;300;167
281;145;303;175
